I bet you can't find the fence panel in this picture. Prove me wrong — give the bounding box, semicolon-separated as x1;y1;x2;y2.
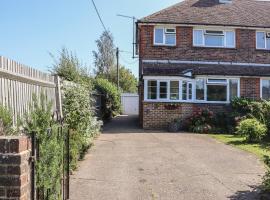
0;56;59;124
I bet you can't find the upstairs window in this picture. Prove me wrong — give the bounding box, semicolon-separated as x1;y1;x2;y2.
193;29;235;48
256;31;270;50
154;27;176;46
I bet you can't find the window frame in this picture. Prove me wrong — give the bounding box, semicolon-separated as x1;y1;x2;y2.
154;27;176;46
193;28;236;48
256;31;270;50
260;78;270;100
144;77;240;104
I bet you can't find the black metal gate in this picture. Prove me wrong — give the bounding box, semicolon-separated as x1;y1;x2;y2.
30;125;70;200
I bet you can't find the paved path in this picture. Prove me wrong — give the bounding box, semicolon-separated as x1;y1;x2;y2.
70;115;265;200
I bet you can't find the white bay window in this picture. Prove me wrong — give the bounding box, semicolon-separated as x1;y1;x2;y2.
193;29;235;48
145;77;239;103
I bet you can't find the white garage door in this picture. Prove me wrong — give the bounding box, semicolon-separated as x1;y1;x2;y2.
121;93;139;115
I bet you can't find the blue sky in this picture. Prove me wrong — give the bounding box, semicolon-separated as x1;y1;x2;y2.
0;0;180;77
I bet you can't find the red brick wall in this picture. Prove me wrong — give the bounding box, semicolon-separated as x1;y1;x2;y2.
142;102;228;129
240;78;261;100
0;137;31;200
138;25;270;64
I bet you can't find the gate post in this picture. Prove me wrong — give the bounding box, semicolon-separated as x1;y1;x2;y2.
0;136;31;200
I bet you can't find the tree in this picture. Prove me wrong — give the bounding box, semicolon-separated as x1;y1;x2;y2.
93;31;115;77
108;66;138;93
51;48;90;83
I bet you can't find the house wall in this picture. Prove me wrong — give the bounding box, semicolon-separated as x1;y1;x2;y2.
142;102;229;129
139;25;270;64
138;25;267;129
240;78;261;100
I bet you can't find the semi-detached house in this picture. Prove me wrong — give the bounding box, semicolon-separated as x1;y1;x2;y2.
136;0;270;129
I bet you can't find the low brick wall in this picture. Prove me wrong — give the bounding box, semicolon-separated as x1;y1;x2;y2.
0;136;31;200
143;102;230;129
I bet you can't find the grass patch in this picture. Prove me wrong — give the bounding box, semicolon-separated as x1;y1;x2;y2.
209;134;270;160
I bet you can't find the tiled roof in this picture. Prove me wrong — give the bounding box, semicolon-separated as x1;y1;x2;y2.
143;63;270;77
139;0;270;28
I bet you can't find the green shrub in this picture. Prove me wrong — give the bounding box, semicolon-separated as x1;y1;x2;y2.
0;105;14;135
62;83;102;170
23;93;63;200
236;118;267;142
186;108;214;133
263;156;270;192
94;78;121;120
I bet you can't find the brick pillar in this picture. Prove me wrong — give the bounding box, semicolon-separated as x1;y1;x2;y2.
0;136;31;200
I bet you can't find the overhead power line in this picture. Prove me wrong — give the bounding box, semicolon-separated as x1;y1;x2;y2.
91;0;107;32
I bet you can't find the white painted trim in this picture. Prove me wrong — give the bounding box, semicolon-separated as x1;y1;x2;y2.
144;76;240;104
193;28;236;48
260;78;270;99
142;59;270;67
153;27;176;46
256;31;270;50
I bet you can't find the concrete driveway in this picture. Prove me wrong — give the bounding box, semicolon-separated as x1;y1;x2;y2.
70;115;265;200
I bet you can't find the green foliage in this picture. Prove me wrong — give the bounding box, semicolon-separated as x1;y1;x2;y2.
186;108;214;133
263;156;270;192
236;118;267;142
106;66;138;93
51;48;90;83
0;105;14;135
94;78;121;120
23;93;63;200
62;83;102;170
232;98;270;132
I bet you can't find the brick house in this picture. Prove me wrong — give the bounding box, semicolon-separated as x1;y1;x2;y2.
137;0;270;129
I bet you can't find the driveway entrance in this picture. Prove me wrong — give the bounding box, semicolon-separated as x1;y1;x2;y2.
70;115;265;200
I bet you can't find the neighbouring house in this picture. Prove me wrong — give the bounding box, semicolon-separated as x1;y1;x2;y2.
136;0;270;129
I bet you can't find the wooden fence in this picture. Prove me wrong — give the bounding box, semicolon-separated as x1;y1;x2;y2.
0;56;62;124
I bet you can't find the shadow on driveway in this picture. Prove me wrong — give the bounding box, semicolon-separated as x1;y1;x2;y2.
103;115;146;134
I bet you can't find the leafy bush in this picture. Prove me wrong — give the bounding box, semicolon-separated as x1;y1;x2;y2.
62;83;102;170
186;108;214;133
94;78;121;120
232;98;270;133
0;105;14;135
23;93;63;200
263;156;270;192
236;118;267;142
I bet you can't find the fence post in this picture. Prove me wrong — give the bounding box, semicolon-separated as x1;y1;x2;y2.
54;75;63;119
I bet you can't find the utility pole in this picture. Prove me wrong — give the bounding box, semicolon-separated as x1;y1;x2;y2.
116;47;120;90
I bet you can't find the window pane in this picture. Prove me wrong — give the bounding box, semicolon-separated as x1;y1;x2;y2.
205;35;224;47
193;30;203;46
229;79;238;100
262;80;270;100
257;32;265;49
155;28;164;44
188;83;193;100
182;81;187;100
267;38;270;50
196;79;205;100
207;79;227;84
170;81;179;100
207;85;227;101
165;34;176;45
225;31;235;47
159;82;168;99
147;81;157;99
